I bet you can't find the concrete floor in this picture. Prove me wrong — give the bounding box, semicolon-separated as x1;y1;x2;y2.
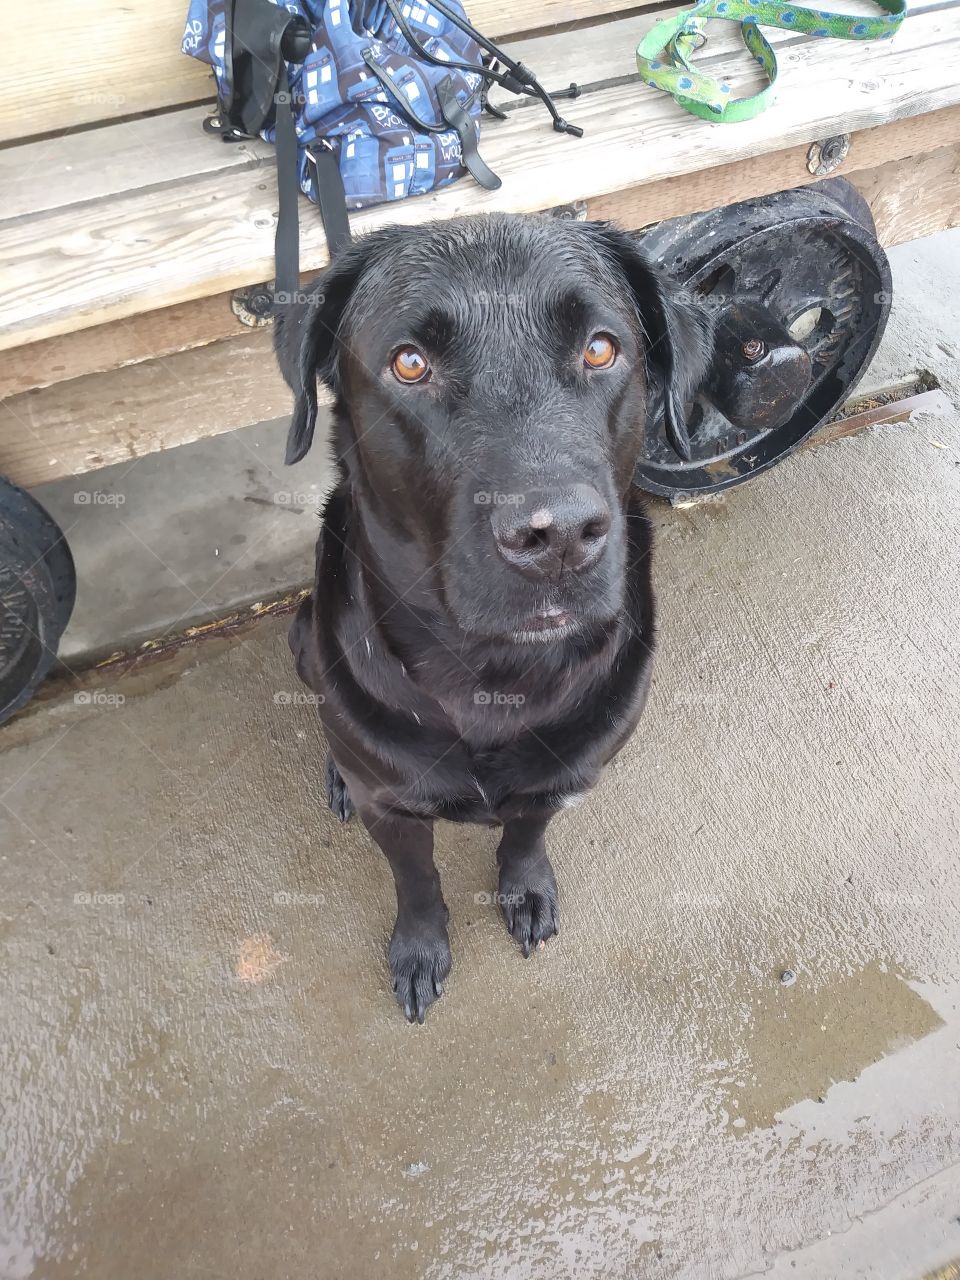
2;233;960;1278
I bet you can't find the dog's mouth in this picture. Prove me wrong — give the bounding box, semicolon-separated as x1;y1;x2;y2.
511;608;579;644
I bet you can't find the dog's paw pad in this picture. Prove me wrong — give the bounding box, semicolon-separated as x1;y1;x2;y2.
499;867;559;958
388;921;451;1024
324;753;354;823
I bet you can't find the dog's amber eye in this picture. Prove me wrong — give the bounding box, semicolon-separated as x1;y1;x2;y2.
391;347;430;384
584;333;617;369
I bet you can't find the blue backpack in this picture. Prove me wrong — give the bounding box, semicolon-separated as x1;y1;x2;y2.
182;0;582;304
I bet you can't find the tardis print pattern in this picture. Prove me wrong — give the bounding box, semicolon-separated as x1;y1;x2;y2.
182;0;229;99
183;0;484;209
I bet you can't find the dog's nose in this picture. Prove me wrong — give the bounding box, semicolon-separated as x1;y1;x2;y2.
491;485;611;579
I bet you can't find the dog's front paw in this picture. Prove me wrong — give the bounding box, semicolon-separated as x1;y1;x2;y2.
388;913;451;1024
325;753;354;823
498;859;560;957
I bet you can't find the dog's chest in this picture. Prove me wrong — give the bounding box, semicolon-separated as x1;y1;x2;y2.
412;730;598;824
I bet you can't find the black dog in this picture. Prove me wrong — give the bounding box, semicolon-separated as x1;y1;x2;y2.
275;213;711;1022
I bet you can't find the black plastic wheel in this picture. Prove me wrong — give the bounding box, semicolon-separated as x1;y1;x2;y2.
0;477;76;724
636;178;892;498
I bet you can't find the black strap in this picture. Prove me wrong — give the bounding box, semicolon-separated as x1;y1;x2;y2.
361;51;453;134
415;0;583;137
307;144;352;257
213;1;353;307
360;53;500;192
436;77;501;192
273;62;302;300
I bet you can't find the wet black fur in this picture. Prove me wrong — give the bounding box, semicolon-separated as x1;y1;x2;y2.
274;213;712;1022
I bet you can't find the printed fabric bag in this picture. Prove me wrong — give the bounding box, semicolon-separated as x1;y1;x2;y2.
182;0;582;302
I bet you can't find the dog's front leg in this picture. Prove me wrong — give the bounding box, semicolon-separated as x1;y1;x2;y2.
358;807;451;1023
496;814;560;957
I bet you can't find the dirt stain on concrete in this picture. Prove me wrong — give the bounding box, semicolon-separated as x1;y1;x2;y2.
235;933;289;984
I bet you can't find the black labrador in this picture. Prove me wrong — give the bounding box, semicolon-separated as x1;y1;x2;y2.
275;213;711;1022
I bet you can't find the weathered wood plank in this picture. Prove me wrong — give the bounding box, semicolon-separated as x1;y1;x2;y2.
587;102;960;229
3;0;923;218
0;108;274;222
2;7;957;353
0;10;790;220
5;101;959;401
2;2;213;145
853;142;960;245
0;0;667;143
4;141;958;489
488;0;905;107
0;292;259;399
0;333;289;485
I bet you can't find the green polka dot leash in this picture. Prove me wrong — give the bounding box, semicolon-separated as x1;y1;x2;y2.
636;0;907;121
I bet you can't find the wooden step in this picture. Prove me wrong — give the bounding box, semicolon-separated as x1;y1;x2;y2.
3;126;957;490
0;0;667;143
2;3;958;354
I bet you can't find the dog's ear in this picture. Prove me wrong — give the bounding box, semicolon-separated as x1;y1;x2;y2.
273;245;369;465
591;224;714;462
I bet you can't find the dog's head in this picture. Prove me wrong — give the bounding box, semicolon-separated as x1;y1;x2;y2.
276;214;711;642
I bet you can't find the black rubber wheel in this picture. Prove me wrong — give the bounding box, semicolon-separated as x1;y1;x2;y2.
635;178;892;498
0;478;76;724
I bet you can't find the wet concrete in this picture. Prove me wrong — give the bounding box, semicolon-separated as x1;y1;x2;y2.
3;403;960;1277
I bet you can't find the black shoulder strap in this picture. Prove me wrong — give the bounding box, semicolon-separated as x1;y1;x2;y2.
273;62;303;301
211;0;353;307
306;144;353;258
436;77;501;192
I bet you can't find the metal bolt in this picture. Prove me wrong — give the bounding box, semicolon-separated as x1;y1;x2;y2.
247;291;274;317
742;338;765;362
